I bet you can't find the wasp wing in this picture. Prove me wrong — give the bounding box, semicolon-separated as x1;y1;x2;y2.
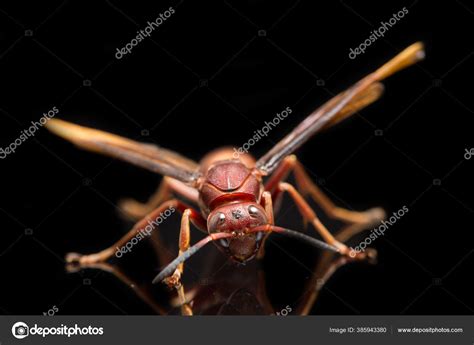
45;119;201;185
256;42;425;174
321;82;384;130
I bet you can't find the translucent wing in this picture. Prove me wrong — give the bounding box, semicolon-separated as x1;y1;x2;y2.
45;119;201;185
322;82;384;130
256;42;425;174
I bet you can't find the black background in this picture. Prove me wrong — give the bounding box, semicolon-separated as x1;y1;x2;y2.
0;0;473;315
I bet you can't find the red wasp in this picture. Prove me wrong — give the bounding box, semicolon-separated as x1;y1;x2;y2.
46;42;424;313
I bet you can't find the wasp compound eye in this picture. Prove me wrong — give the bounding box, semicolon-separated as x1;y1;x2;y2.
218;212;226;223
248;205;259;216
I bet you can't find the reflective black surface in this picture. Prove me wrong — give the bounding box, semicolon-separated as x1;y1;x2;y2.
0;0;473;315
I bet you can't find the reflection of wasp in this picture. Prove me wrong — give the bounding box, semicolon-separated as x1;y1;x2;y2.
66;220;380;315
46;43;424;315
464;148;474;160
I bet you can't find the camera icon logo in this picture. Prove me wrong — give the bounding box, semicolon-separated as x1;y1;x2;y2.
12;321;29;339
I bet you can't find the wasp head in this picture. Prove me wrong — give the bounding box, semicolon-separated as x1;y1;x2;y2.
207;202;268;263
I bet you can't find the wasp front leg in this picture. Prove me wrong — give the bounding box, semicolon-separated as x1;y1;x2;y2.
257;191;274;260
162;208;204;316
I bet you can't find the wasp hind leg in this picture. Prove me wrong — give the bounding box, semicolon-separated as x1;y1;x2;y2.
118;179;172;220
119;177;199;221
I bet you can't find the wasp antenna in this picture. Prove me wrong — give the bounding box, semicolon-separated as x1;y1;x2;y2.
248;225;340;253
152;232;235;284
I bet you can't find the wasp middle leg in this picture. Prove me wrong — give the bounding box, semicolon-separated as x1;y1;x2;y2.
265;155;385;225
66;200;206;265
